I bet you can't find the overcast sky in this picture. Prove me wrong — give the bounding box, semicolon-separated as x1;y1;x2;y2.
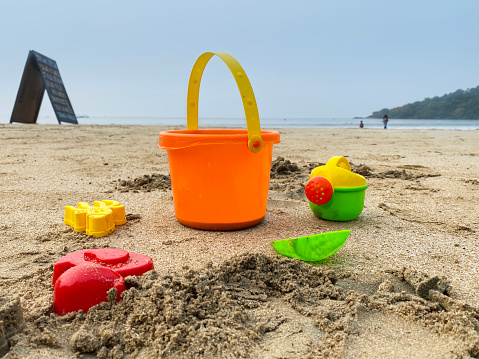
1;0;478;122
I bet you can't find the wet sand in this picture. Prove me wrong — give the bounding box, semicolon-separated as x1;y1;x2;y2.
0;124;478;358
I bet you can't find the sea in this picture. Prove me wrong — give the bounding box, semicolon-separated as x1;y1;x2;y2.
2;116;479;130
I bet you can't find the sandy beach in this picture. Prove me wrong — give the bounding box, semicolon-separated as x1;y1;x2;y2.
1;124;478;358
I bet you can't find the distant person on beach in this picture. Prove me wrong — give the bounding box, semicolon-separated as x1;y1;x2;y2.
383;115;389;129
359;120;364;128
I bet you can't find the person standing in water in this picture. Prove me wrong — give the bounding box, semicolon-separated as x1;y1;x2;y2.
383;115;389;129
359;120;364;128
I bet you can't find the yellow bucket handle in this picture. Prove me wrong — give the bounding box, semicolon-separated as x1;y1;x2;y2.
186;52;263;153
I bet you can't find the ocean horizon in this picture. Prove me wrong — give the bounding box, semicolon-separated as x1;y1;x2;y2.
2;116;479;130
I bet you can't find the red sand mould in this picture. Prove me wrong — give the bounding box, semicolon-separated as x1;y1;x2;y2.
52;248;154;315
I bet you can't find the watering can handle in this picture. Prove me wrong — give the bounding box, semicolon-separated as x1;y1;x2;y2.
326;156;351;172
186;52;263;153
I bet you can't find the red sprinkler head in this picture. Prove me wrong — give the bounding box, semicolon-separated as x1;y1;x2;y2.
305;176;334;205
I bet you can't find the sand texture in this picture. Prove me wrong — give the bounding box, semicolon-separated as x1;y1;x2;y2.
0;124;478;358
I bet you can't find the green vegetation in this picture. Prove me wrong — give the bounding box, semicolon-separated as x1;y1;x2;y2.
368;86;479;119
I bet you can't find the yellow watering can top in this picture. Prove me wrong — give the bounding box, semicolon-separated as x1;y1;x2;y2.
309;156;366;188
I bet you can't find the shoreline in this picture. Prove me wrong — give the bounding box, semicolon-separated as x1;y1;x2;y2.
3;117;479;130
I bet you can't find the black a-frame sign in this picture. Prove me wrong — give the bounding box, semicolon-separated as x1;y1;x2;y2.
10;50;78;124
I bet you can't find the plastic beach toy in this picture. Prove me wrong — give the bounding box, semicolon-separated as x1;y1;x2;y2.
53;264;126;315
64;200;126;237
52;248;154;285
52;248;154;315
272;230;351;262
159;52;280;230
305;157;367;221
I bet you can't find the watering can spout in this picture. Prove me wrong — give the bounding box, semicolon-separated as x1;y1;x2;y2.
305;177;333;205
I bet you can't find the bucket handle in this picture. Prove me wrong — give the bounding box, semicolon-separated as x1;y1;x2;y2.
186;52;263;153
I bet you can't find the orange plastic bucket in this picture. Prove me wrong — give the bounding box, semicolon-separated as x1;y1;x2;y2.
159;52;280;230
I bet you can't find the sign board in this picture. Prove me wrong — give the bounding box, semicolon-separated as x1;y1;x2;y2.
10;50;78;124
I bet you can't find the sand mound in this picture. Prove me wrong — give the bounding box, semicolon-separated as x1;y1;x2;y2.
111;157;437;200
268;156;442;202
115;174;171;192
4;254;479;358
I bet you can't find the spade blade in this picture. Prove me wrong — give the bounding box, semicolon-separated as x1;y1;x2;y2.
271;230;351;262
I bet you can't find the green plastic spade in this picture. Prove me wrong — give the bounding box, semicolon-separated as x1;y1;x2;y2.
271;230;351;262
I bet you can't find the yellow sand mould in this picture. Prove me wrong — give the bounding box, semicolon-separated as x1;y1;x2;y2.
64;200;126;237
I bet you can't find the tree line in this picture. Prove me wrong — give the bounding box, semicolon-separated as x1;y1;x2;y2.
368;85;479;119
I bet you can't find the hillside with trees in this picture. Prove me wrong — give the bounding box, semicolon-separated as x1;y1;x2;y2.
368;85;479;119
